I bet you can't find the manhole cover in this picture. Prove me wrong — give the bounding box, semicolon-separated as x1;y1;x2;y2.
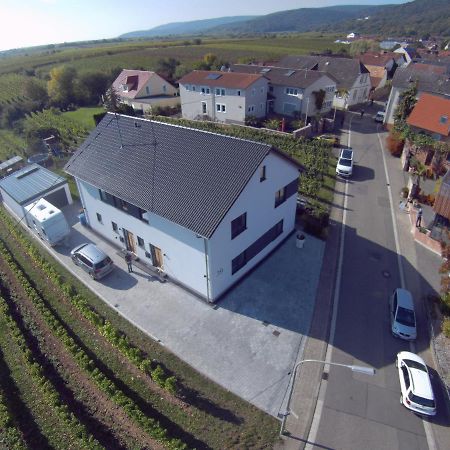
272;330;280;337
382;270;391;278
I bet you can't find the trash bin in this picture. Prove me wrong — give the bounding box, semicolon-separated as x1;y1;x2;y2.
296;233;305;249
78;212;87;226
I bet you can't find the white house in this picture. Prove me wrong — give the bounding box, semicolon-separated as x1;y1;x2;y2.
65;113;302;302
278;55;371;109
178;70;269;124
0;163;72;221
111;69;179;112
231;64;337;119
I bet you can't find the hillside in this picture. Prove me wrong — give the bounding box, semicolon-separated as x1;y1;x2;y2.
331;0;450;37
120;16;256;38
208;5;382;34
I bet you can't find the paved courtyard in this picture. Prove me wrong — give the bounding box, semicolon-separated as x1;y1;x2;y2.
24;203;325;417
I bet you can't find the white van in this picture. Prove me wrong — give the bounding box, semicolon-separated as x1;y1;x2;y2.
25;198;70;246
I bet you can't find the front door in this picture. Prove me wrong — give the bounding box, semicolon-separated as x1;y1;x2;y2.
123;229;136;253
150;244;163;269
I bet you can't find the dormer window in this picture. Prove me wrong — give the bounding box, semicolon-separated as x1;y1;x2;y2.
122;84;129;92
440;115;448;124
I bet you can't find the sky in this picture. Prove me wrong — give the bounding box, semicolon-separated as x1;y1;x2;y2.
0;0;411;52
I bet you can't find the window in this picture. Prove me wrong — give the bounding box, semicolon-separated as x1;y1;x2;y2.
201;101;207;114
260;87;265;93
247;105;255;113
260;103;264;111
252;88;256;96
163;85;167;93
275;179;297;207
138;208;149;223
192;85;196;91
99;189;149;223
231;220;283;274
285;88;298;96
231;213;247;239
260;165;266;182
112;221;118;233
146;86;150;95
96;213;102;223
185;85;190;91
215;88;226;96
201;87;210;94
216;103;226;113
237;90;241;96
137;236;144;248
283;103;296;114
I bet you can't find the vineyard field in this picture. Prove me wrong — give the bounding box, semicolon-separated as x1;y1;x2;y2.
0;129;27;160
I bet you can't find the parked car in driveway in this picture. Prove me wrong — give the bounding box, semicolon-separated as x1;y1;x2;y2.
70;243;114;280
335;148;354;177
396;351;436;416
316;134;340;147
389;288;417;340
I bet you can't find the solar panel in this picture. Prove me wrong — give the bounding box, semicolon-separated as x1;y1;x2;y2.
285;70;296;77
206;73;222;80
260;68;271;73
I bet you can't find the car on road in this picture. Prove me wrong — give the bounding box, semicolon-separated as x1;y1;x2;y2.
335;148;354;177
70;243;114;280
396;351;436;416
316;134;340;147
389;288;417;340
374;111;385;123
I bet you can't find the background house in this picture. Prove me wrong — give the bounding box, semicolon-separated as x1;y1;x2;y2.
359;52;404;90
0;164;72;220
111;69;179;112
231;64;337;120
65;113;301;302
277;55;371;109
384;64;450;126
178;70;268;124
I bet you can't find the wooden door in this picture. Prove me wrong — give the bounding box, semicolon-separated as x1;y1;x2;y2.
123;229;136;253
150;244;163;269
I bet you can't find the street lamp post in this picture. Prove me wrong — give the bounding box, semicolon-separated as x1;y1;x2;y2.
280;359;375;437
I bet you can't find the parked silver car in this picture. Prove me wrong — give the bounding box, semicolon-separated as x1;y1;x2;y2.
70;243;114;280
389;288;417;340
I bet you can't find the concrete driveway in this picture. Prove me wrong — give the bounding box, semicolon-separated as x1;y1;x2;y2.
26;202;325;417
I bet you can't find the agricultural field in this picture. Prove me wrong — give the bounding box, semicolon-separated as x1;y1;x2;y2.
0;34;346;76
0;129;27;160
0;73;38;106
0;207;280;449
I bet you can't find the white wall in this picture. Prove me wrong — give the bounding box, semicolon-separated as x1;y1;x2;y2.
385;85;402;125
207;152;299;300
136;74;178;98
78;180;209;298
0;188;25;220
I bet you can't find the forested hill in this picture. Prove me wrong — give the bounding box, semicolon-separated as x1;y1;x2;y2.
330;0;450;37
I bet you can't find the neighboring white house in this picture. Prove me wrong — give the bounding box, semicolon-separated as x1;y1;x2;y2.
393;46;419;66
0;163;72;221
231;64;337;119
178;70;269;124
278;55;371;109
384;64;450;126
65;113;302;302
111;69;179;112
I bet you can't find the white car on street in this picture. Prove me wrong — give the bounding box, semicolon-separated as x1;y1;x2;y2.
374;111;385;123
396;351;436;416
389;288;417;340
336;148;354;177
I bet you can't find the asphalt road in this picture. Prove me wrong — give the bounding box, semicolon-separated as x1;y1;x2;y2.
305;112;449;450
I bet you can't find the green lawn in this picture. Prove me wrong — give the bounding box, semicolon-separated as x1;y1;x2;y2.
62;107;105;130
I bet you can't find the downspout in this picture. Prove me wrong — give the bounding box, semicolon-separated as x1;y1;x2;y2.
203;237;211;302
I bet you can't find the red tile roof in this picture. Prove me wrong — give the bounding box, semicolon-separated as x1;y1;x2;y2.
178;70;264;89
359;52;396;67
407;93;450;136
112;70;155;99
412;63;447;75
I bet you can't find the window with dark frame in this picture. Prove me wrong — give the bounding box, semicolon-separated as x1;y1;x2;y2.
96;212;102;223
274;179;298;208
99;189;149;224
137;236;144;248
112;221;118;233
231;213;247;239
274;187;286;207
260;165;266;182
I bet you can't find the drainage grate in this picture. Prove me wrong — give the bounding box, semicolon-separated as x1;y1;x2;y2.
272;330;280;337
322;372;329;381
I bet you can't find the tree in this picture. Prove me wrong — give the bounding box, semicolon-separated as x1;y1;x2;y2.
394;83;417;131
78;72;109;105
47;66;78;108
154;58;180;82
23;78;48;109
349;39;379;56
103;87;120;112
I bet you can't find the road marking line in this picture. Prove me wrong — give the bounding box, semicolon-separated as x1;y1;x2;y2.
305;118;353;449
377;128;437;450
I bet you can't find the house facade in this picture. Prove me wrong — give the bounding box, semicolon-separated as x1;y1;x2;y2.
111;69;179;112
178;70;268;124
359;52;404;90
277;55;371;109
65;114;301;302
231;64;337;119
384;64;450;126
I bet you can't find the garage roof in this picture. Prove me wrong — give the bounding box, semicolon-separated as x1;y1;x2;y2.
0;163;67;205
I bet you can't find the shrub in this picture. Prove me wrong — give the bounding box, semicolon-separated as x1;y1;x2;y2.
386;132;404;157
443;317;450;338
263;119;280;130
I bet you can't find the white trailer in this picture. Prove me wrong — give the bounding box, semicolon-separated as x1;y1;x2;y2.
25;198;70;246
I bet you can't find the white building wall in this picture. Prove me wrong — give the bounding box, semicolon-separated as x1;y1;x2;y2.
333;73;371;109
135;74;178;98
305;77;337;116
77;180;208;298
207;152;299;300
0;188;25;219
385;86;402;125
